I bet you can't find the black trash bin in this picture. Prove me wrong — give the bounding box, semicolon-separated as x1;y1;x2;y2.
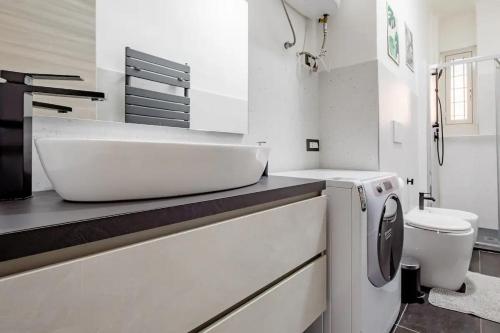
401;256;425;304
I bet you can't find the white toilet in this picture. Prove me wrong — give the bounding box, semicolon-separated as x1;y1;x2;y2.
403;209;474;290
417;207;479;243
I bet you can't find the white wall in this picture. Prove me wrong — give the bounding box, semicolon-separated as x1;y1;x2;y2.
375;0;435;211
323;0;377;69
33;0;321;191
438;12;476;53
476;0;500;57
436;1;500;229
319;60;380;171
96;0;248;134
318;0;379;171
242;0;320;172
317;0;434;212
476;0;500;136
432;11;471;209
439;136;498;229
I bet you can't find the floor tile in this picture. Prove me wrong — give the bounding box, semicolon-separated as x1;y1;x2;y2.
391;303;409;333
397;303;408;322
394;325;419;333
476;229;500;252
399;293;480;333
399;250;500;333
481;319;500;333
469;249;480;273
480;251;500;278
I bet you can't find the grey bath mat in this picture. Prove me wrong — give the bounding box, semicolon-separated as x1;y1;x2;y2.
429;271;500;323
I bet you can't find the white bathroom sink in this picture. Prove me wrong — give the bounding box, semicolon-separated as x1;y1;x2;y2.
35;138;270;202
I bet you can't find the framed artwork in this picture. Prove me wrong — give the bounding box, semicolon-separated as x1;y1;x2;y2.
405;24;415;72
387;3;399;65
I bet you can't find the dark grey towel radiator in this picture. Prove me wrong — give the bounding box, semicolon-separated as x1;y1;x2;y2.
125;47;190;128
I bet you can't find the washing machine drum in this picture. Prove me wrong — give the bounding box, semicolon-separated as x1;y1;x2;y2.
369;194;404;287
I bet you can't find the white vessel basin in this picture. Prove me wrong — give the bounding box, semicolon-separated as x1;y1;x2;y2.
35;138;270;202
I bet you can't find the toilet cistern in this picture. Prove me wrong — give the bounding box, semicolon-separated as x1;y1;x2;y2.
419;192;436;210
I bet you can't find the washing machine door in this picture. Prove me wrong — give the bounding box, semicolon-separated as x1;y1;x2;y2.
377;194;404;284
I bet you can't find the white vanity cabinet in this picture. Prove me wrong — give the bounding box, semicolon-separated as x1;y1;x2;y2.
0;196;327;333
202;256;327;333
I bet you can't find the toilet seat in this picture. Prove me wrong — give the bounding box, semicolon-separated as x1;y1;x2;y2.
423;207;478;222
421;207;479;243
405;211;471;233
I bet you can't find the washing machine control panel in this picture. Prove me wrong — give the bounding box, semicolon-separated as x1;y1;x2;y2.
372;178;396;196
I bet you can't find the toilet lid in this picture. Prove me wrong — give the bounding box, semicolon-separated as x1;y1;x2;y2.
405;211;471;233
424;207;478;223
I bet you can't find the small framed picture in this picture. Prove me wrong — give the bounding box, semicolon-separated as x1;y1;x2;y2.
405;24;415;72
387;3;400;65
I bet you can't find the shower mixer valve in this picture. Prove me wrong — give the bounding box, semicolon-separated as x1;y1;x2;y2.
432;123;439;138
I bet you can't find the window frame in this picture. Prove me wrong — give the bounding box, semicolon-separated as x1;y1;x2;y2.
440;46;478;136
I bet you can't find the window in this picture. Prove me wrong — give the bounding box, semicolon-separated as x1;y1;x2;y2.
443;48;475;125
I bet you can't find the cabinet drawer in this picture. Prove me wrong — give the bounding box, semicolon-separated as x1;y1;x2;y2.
202;256;327;333
0;196;326;333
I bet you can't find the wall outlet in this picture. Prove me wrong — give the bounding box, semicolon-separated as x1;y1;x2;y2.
306;139;320;151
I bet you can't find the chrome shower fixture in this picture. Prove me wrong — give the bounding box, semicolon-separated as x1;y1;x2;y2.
297;14;330;72
281;0;296;49
432;68;445;166
280;0;331;72
298;51;319;72
318;14;329;58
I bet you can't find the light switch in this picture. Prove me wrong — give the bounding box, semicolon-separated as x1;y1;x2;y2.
392;121;403;144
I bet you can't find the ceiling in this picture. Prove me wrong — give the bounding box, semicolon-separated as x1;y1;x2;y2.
429;0;476;17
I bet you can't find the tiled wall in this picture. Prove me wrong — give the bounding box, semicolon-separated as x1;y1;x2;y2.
318;60;380;171
317;0;379;171
241;0;321;172
0;0;96;119
375;0;435;211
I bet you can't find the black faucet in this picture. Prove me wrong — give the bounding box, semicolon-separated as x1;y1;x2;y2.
0;70;105;200
419;192;436;210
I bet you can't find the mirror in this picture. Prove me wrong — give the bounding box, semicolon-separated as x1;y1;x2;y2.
0;0;248;134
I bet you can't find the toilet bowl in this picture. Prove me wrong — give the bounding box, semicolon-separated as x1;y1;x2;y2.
417;207;479;243
403;210;474;290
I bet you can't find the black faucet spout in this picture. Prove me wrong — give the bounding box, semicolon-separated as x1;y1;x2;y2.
0;70;105;200
419;192;436;210
32;86;105;101
0;70;83;84
32;101;73;113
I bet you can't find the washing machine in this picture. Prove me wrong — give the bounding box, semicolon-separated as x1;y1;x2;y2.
273;169;404;333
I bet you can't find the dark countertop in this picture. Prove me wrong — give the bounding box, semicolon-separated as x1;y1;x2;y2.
0;176;325;262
